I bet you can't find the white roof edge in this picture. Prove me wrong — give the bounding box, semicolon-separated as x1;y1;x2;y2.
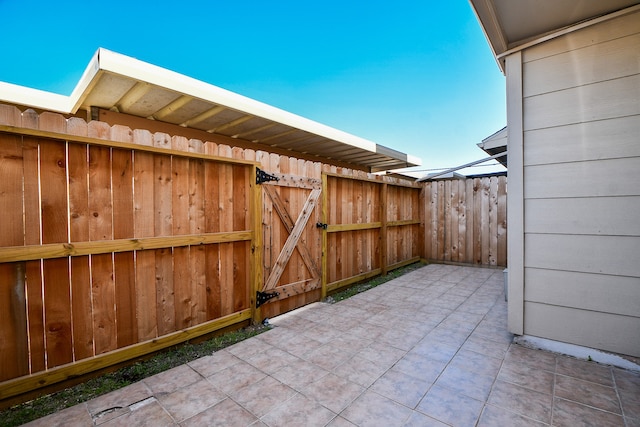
0;47;420;168
0;81;71;113
68;49;103;113
95;48;379;153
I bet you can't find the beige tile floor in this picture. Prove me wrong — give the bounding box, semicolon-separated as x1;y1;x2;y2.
24;264;640;427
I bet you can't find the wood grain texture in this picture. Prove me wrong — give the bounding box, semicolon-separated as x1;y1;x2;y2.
422;176;507;267
0;263;29;381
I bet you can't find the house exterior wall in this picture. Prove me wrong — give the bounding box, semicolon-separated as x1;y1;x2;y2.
506;10;640;356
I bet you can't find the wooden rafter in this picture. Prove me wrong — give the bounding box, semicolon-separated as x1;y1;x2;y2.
255;129;298;143
233;122;276;139
180;105;225;127
116;82;152;112
151;95;194;120
209;115;253;133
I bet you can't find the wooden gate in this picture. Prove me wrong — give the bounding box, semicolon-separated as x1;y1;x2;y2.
256;168;323;319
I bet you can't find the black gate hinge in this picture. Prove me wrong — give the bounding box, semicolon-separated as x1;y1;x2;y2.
316;222;328;230
256;290;279;308
256;168;279;185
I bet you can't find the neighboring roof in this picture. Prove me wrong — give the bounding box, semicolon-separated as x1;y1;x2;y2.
416;150;507;182
477;126;507;167
422;171;466;180
469;0;640;72
0;48;420;172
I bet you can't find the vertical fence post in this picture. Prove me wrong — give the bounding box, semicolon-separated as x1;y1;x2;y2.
380;182;388;275
250;164;263;324
320;173;328;299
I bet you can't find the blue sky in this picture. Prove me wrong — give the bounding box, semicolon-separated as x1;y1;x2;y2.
0;0;506;176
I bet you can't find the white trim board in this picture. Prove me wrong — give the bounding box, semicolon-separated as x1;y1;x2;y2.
514;335;640;372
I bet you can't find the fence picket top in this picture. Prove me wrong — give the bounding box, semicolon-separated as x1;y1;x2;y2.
188;138;204;153
153;132;171;148
67;117;88;136
0;135;24;247
111;124;133;143
133;128;153;146
39;112;66;133
88;120;111;139
0;104;22;126
21;109;39;129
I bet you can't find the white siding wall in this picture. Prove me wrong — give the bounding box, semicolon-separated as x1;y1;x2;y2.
520;11;640;356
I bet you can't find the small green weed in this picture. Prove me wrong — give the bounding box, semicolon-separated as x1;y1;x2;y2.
327;261;426;302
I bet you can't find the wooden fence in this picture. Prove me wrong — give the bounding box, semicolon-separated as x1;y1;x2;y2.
422;175;507;266
0;106;261;403
0;104;423;404
323;173;422;294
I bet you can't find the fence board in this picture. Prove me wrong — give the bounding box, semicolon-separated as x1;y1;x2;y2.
114;253;136;347
450;181;459;262
497;177;507;266
25;260;45;373
204;149;222;320
133;133;158;340
0;135;23;247
489;177;499;265
112;147;136;347
0;134;28;377
436;181;445;261
220;145;235;316
465;179;474;262
232;161;249;313
189;151;207;325
480;179;490;264
153;134;175;336
71;256;93;360
172;136;191;329
43;258;73;368
39;137;73;368
0;263;28;381
473;178;483;264
457;180;466;261
71;256;94;360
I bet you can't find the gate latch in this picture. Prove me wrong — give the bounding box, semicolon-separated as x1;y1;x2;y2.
256;291;279;308
316;222;328;230
256;168;279;185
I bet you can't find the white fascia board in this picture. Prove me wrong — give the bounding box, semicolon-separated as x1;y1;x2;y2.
478;126;508;151
95;48;379;153
0;81;71;113
68;49;103;113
